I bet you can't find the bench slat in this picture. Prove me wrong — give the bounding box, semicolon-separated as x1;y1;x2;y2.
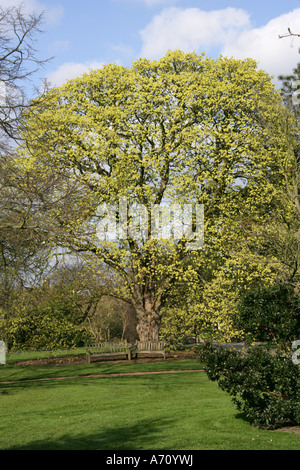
134;341;166;359
86;340;168;363
86;341;132;363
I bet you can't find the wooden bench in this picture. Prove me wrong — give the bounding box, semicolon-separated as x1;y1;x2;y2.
85;341;133;364
132;341;167;360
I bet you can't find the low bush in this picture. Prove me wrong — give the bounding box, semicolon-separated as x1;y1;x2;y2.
0;293;89;350
234;283;300;349
1;313;88;351
197;342;300;429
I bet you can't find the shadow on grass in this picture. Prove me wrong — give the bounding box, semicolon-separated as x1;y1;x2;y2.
234;412;253;426
6;417;175;450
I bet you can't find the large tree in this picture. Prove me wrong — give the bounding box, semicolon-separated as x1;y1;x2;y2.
21;50;291;341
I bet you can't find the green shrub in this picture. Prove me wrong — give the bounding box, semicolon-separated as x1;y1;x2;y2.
1;313;87;351
234;283;300;349
197;342;300;429
0;294;89;351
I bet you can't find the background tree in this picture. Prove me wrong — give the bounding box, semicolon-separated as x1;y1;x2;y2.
21;50;292;341
0;5;55;330
0;4;49;150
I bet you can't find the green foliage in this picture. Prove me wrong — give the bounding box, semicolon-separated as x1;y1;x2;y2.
197;281;300;429
20;50;293;340
160;307;198;345
235;283;300;349
197;342;300;429
191;249;280;342
0;293;88;350
193;57;300;429
2;314;86;351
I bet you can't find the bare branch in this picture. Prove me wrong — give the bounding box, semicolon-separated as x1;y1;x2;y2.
279;27;300;39
0;4;51;148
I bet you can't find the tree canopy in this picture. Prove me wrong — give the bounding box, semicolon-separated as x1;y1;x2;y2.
20;50;293;341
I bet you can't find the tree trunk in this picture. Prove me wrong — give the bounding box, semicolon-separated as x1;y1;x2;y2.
135;304;161;341
131;264;163;341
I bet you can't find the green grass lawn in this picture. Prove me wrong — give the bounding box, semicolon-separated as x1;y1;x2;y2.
0;359;299;450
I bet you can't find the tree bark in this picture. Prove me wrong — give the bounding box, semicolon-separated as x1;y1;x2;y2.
135;305;161;341
131;267;163;341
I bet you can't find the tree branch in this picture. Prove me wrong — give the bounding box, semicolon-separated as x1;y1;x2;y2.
279;27;300;39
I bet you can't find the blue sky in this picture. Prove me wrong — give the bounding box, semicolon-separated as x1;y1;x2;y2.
3;0;300;89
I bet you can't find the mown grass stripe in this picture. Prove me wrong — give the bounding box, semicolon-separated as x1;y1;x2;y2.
0;368;204;384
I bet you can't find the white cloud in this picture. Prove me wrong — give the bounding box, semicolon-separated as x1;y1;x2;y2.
46;61;105;87
0;0;64;25
140;7;251;59
222;9;300;80
139;6;300;81
43;3;64;25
